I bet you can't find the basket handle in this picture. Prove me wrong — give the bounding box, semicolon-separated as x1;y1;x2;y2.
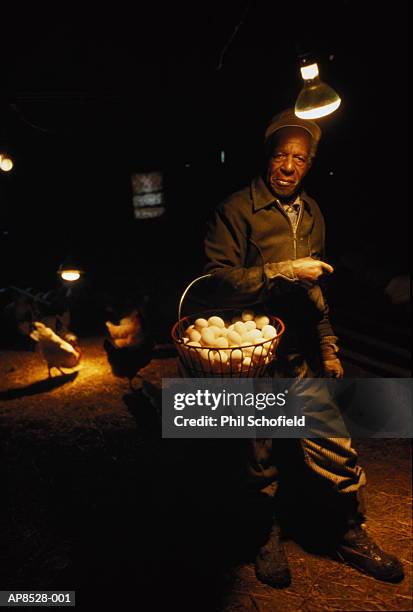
178;273;212;336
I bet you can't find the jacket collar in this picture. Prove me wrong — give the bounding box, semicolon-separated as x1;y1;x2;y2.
251;175;312;213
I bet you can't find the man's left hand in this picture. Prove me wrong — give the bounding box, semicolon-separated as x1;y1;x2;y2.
323;357;344;378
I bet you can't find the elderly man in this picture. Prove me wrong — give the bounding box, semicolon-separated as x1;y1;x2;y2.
203;109;404;586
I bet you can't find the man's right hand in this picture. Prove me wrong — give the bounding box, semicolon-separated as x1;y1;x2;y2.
292;257;334;282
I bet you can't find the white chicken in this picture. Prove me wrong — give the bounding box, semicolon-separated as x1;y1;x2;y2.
30;321;81;376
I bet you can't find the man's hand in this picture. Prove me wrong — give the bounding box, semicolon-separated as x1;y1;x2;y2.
323;357;344;378
321;339;344;378
292;257;334;283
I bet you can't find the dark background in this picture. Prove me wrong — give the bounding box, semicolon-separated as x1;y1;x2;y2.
0;1;408;319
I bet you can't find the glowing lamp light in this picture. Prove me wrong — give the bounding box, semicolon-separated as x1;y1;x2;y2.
0;156;14;172
58;256;83;283
60;269;81;282
300;63;319;80
295;60;341;120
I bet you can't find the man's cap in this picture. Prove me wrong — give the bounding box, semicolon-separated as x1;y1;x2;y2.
264;108;322;147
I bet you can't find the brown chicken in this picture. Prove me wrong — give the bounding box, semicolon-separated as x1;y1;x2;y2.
103;310;154;389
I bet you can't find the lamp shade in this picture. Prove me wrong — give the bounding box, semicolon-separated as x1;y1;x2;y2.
295;62;341;119
58;256;83;282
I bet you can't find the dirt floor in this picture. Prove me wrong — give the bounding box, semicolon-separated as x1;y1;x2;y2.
0;338;411;611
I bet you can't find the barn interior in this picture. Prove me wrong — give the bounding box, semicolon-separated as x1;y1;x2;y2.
0;2;410;610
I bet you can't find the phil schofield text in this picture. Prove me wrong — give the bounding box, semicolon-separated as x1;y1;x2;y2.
174;414;305;427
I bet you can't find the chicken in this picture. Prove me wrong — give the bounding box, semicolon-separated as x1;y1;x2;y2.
105;310;142;348
103;310;154;389
30;321;81;376
55;312;79;348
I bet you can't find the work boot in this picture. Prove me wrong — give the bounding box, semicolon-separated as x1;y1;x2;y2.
336;522;404;583
255;522;291;588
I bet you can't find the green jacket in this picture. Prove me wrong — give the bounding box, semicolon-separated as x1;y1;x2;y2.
203;175;336;354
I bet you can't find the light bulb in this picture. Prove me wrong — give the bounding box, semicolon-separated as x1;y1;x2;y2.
60;270;81;282
0;157;14;172
300;63;319;80
295;61;341;120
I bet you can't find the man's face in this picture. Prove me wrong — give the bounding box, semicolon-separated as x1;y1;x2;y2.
266;127;312;199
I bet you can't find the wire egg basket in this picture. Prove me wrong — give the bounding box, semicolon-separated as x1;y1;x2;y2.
171;308;285;378
171;274;285;378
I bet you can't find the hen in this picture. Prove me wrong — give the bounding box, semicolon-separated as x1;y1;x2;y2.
103;310;154;389
30;321;81;376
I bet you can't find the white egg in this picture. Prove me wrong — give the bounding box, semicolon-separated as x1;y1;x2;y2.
262;324;277;339
229;348;243;362
214;336;229;349
208;316;225;328
195;318;208;330
254;315;270;330
227;330;242;345
242;309;255;322
207;325;222;337
200;348;213;362
186;324;195;334
216;327;228;337
244;320;257;331
240;342;254;356
187;341;201;347
234;321;246;336
251;346;264;359
188;329;202;343
252;329;263;339
242;331;257;345
201;328;216;346
214;351;228;365
263;341;272;354
242;356;252;369
227;324;235;332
